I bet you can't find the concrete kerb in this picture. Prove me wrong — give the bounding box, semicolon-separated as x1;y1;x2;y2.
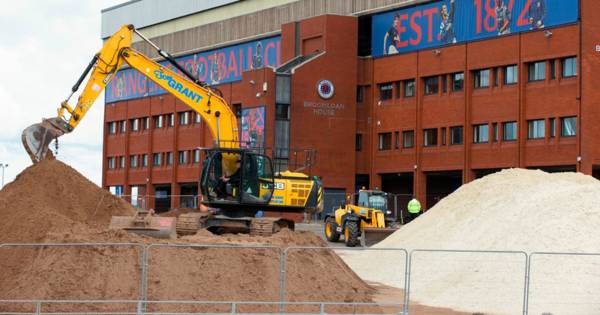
282;246;408;314
143;243;284;309
407;249;528;315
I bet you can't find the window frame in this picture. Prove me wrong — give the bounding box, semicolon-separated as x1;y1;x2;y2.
403;130;415;148
560;116;577;137
423;128;438;147
404;79;415;97
474;69;490;89
423;76;439;95
450;126;463;145
378;83;394;101
355;134;363;152
452;72;464;92
528;61;547;82
473;124;489;144
561;57;577;78
504;65;518;85
378;132;392;151
527;119;546;139
502;121;518;141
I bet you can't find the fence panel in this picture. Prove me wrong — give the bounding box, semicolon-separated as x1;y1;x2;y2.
282;246;407;314
526;252;600;315
0;243;144;314
407;249;528;315
144;244;283;314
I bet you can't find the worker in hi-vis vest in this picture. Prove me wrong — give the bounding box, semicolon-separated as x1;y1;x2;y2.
407;197;422;223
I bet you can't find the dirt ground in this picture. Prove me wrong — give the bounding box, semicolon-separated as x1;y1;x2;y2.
0;159;466;314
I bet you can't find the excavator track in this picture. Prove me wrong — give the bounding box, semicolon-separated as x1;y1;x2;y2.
249;218;279;236
176;212;210;235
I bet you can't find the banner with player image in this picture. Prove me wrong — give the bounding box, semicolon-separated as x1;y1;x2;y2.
372;0;579;57
240;106;266;148
105;36;280;103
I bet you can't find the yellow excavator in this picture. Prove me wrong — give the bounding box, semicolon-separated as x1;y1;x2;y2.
22;24;323;237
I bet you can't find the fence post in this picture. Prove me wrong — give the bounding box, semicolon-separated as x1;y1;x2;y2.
523;253;530;315
141;244;149;310
231;302;237;314
279;249;288;313
403;250;413;315
35;301;41;315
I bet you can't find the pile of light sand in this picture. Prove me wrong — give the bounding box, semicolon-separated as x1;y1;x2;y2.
342;168;600;315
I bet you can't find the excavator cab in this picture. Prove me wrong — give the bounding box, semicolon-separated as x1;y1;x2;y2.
200;148;275;209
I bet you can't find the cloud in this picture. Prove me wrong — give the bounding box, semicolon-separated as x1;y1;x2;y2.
0;0;123;187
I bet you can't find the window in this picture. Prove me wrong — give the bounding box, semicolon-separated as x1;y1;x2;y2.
503;122;518;141
233;104;242;119
528;119;545;139
549;118;556;138
561;117;577;137
492;123;499;142
142;154;148;167
403;130;414;148
378;133;392;151
473;124;489;143
153;153;162;166
119;156;125;169
178;151;188;164
450;126;463;145
550;60;556;80
441;127;447;145
356;86;364;103
356;134;363;152
395;131;400;149
154;115;163;128
441;75;447;93
423;128;438;147
166;152;173;165
395;82;401;98
424;76;439;95
562;57;577;78
452;73;464;91
119;120;126;133
131;119;139;132
179;112;190;125
493;67;499;87
404;79;415;97
166;113;174;127
193;149;201;163
474;69;490;88
195;112;202;124
504;65;518;85
130;155;138;168
378;83;393;101
528;61;546;81
107;157;116;169
143;117;150;130
108;122;117;134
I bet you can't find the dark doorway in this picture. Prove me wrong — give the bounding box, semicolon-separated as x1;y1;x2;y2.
154;185;171;212
425;171;462;209
528;165;576;173
180;183;198;209
381;173;414;222
355;174;370;192
473;168;503;179
593;166;600;181
323;188;346;216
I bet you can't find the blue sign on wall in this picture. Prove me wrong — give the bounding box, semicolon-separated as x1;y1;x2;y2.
105;36;281;103
372;0;579;57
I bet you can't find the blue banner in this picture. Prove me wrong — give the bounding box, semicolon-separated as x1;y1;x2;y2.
106;36;281;103
372;0;579;57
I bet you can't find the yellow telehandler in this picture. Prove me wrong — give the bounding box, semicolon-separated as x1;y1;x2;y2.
324;189;399;247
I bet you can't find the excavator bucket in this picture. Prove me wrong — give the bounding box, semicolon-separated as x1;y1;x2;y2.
109;211;177;239
361;227;399;247
22;118;67;163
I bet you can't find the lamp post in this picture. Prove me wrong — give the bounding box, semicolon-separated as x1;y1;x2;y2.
0;163;8;189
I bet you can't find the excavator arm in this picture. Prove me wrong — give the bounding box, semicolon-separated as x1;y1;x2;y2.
22;24;239;168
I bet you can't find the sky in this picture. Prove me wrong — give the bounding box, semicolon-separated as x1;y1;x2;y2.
0;0;123;187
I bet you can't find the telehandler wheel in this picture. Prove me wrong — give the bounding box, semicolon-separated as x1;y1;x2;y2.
324;217;340;242
344;220;361;247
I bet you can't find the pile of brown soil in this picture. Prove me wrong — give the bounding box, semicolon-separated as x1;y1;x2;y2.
0;159;378;313
0;158;136;243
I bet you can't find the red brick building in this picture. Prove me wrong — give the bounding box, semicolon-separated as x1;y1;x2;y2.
102;0;600;215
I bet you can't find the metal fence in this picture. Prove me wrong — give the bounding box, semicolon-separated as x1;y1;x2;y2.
0;242;599;314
